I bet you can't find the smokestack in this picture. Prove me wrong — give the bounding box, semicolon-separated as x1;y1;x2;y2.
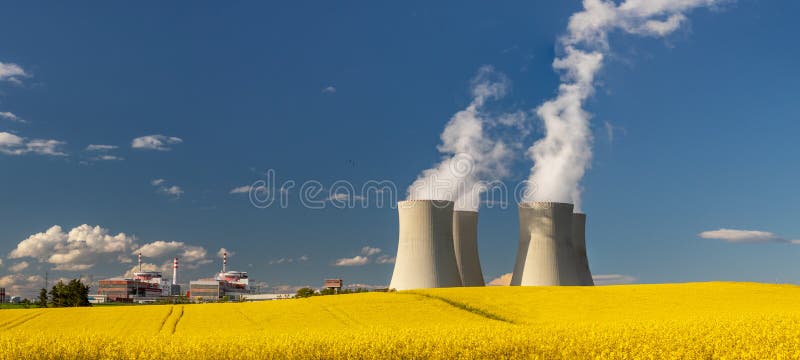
172;257;179;286
511;202;581;286
453;210;484;286
389;200;463;290
223;252;227;273
572;213;594;286
138;252;142;273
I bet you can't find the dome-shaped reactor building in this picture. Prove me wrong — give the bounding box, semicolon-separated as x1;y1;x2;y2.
511;202;582;286
453;210;485;287
389;200;463;290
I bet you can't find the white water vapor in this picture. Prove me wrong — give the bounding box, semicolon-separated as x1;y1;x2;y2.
525;0;724;210
407;66;518;211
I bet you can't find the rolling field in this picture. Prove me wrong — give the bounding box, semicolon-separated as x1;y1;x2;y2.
2;282;800;359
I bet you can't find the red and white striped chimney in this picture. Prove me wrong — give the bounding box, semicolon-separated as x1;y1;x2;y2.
138;252;142;273
172;257;178;285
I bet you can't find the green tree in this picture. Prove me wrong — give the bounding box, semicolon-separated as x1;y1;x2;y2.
319;288;336;296
49;279;90;307
295;287;316;298
37;288;48;308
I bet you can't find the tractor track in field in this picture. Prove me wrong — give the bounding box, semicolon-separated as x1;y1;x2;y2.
171;306;184;335
157;306;174;334
235;307;262;330
406;292;516;324
3;312;44;330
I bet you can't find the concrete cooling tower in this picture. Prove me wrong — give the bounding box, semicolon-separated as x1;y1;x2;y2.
511;202;581;286
389;200;463;290
453;210;485;287
572;213;594;286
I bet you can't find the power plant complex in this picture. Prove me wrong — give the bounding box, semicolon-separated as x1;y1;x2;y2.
389;200;594;290
95;252;255;303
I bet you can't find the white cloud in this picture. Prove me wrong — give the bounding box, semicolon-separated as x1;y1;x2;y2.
333;255;369;267
217;248;234;258
0;274;45;299
135;240;208;265
9;225;137;271
328;193;366;202
375;255;395;264
298;255;309;262
0;111;26;123
698;228;797;244
93;155;124;161
269;257;294;265
0;132;67;156
86;144;118;151
124;262;161;278
0;61;28;84
322;86;336;94
131;135;183;151
487;273;512;286
151;179;184;198
592;274;638;285
161;185;184;197
360;246;382;256
229;185;252;194
8;261;29;273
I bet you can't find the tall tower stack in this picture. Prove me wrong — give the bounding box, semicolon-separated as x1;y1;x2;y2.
389;200;463;290
572;213;594;286
137;252;142;273
172;257;179;285
452;210;485;286
223;252;227;273
511;202;581;286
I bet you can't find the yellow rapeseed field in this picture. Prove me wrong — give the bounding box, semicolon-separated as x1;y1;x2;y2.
2;282;800;359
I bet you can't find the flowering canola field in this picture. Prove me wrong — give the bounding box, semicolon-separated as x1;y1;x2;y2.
2;282;800;359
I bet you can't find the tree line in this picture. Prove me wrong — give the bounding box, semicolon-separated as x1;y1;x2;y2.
36;279;91;308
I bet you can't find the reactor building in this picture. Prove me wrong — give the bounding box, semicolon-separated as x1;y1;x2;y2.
189;252;251;302
97;254;180;302
389;200;463;290
510;202;593;286
452;210;485;286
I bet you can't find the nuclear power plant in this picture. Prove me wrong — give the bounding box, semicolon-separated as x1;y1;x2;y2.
510;202;592;286
389;200;463;290
453;210;485;286
389;199;594;290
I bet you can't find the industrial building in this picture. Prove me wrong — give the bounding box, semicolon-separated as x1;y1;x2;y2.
389;200;463;290
453;210;485;286
96;255;180;303
97;277;166;302
189;252;251;302
511;202;594;286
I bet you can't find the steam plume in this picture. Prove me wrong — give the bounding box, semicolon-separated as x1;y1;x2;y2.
525;0;723;210
407;66;516;211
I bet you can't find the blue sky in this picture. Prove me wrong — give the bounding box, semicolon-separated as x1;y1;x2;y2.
1;1;799;297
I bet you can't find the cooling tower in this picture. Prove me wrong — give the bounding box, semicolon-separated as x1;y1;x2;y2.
453;210;485;287
572;213;594;286
389;200;463;290
511;202;581;286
